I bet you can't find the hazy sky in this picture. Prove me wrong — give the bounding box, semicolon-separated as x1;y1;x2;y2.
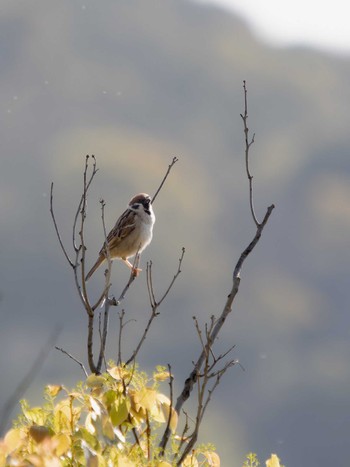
193;0;350;53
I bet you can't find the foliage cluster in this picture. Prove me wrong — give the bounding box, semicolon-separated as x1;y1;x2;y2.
0;365;220;466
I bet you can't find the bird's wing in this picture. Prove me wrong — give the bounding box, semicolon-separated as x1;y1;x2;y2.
100;209;136;254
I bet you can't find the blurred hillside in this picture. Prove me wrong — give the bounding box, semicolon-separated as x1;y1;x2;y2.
1;1;350;465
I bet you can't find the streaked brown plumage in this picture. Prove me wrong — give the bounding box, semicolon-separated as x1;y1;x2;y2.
85;193;155;280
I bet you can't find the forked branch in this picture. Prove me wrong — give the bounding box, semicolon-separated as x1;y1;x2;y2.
52;154;179;374
172;317;238;464
160;81;275;452
125;248;185;366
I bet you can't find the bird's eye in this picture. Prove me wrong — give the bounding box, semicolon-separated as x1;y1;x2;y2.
132;203;139;209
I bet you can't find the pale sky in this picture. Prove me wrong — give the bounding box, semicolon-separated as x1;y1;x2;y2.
193;0;350;54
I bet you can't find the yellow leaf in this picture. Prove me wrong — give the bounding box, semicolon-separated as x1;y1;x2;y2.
103;389;117;407
89;396;102;416
79;427;98;450
117;456;137;467
108;366;130;380
29;425;52;443
136;387;157;411
266;454;281;467
3;428;26;454
46;384;63;397
153;370;171;382
53;433;71;456
156;462;172;467
86;453;99;467
85;412;96;434
183;453;199;467
203;450;220;466
152;393;178;432
86;374;106;388
22;406;46;424
0;443;6;467
129;387;157;418
102;414;115;440
54;399;74;433
68;391;82;398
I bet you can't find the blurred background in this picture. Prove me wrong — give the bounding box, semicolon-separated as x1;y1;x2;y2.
1;1;350;465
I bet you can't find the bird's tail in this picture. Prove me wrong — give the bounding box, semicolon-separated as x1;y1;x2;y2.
85;256;105;281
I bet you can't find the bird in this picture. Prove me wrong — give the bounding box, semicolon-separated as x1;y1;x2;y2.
85;193;155;281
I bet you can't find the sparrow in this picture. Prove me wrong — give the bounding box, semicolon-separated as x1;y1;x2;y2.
85;193;155;280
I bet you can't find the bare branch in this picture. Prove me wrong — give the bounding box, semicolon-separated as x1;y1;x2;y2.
146;261;157;309
50;183;74;267
176;329;237;465
233;204;274;278
69;156;97;318
146;410;151;461
90;199;113;311
240;80;259;227
112;255;140;308
117;309;126;365
174;83;275;416
173;411;190;462
94;199;114;373
117;312;136;366
79;156;93;313
159;364;174;455
174;205;274;416
152;156;178;204
157;247;185;307
161;82;275;453
125;249;185;366
55;346;88;377
72;155;98;252
96;298;111;373
87;314;97;373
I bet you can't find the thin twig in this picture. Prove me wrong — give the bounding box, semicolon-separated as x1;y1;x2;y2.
124;264;157;366
240;80;259;227
0;326;62;435
125;249;185;366
173;411;190;462
96;300;110;373
117;310;126;365
157;247;185;307
161;81;275;453
152;157;178;204
90;199;113;312
55;346;88;377
176;335;236;465
71;156;95;317
50;183;74;267
72;155;98;252
79;156;93;312
95;199;114;373
174;82;275;415
159;364;174;455
117;312;136;366
174;205;274;414
146;410;151;461
114;255;140;306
